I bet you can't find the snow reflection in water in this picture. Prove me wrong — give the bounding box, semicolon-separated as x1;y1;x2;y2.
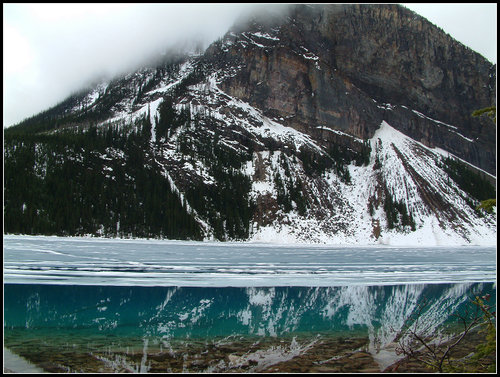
4;282;496;372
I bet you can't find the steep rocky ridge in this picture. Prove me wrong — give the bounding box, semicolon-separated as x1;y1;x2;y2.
209;4;496;174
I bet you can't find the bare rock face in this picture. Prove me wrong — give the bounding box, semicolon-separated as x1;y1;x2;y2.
207;4;496;174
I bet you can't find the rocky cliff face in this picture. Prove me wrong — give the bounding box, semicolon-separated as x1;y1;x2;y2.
209;4;496;174
4;4;496;244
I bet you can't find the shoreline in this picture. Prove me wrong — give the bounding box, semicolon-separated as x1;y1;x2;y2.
4;348;46;374
3;233;497;247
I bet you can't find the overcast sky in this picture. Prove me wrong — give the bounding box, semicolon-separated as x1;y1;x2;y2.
3;3;497;129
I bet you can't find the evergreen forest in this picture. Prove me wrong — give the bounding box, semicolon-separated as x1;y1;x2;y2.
4;119;202;239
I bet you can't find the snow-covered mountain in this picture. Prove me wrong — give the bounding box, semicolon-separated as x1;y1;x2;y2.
4;4;496;245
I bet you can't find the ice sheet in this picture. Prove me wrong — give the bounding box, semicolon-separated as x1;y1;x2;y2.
3;235;496;287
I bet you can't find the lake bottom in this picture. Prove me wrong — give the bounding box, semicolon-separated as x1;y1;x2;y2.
5;330;380;373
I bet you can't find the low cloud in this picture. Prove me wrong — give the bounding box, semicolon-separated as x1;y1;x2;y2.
4;4;495;128
3;4;272;127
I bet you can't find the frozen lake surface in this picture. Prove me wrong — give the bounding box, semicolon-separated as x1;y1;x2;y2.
3;235;496;286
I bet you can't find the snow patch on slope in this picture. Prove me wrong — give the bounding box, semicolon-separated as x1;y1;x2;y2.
248;121;496;246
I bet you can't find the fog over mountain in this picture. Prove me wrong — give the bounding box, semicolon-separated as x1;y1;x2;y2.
3;4;286;128
3;3;496;128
